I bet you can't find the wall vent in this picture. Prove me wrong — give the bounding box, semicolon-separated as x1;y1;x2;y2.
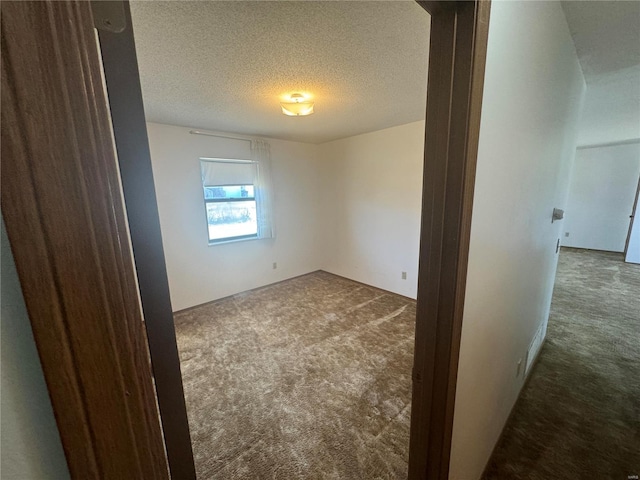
525;322;546;376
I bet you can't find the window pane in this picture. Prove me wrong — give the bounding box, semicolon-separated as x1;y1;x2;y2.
206;200;257;241
204;185;254;200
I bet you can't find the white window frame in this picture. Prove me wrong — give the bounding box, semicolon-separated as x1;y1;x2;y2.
200;158;260;245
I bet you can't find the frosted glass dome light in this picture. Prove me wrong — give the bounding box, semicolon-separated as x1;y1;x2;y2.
281;93;314;116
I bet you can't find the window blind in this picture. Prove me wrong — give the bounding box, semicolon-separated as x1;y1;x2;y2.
200;159;256;186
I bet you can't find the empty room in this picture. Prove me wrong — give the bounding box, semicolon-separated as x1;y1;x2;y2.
130;2;430;477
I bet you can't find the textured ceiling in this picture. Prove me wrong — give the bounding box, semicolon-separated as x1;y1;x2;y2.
130;1;430;144
562;1;640;81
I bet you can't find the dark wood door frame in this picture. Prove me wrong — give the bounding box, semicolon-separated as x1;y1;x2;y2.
410;2;490;478
1;0;489;478
94;2;196;478
1;1;169;478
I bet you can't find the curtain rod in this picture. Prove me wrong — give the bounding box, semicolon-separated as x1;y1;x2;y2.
577;138;640;150
189;130;253;145
200;157;256;164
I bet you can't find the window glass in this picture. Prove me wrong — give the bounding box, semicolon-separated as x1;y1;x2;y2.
204;184;258;242
204;185;255;200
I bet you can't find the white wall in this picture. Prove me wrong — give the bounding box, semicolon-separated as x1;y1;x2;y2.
147;123;324;311
563;142;640;252
577;65;640;147
318;122;425;299
1;219;70;479
449;2;585;479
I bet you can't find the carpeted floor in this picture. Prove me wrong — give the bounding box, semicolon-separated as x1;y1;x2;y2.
174;271;416;479
484;248;640;479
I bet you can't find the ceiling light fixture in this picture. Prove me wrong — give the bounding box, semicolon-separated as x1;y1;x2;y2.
281;93;314;116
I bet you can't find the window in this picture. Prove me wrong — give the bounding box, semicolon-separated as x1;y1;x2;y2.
200;157;274;244
204;184;257;242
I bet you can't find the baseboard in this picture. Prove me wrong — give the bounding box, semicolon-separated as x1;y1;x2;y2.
560;246;623;255
172;269;414;316
479;335;548;479
319;269;417;303
172;269;324;315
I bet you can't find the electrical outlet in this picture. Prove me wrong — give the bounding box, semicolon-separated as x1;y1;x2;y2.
401;271;407;280
565;232;570;237
516;358;523;377
273;262;277;270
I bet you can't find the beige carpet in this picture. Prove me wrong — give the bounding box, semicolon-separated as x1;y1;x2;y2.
174;271;416;479
484;248;640;479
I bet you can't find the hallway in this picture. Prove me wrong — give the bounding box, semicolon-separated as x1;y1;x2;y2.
484;248;640;479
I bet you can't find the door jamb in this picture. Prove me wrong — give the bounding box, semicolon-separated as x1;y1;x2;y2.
410;2;490;478
94;2;196;477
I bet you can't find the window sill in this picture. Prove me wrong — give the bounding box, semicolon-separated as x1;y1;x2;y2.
208;235;259;246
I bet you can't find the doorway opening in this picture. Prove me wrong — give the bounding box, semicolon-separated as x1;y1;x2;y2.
484;100;640;478
129;2;430;477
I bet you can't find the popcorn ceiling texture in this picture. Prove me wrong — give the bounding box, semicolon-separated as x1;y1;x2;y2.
130;1;430;144
484;248;640;479
174;271;415;479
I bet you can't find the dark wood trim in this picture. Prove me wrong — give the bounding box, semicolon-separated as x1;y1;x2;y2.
94;2;196;477
409;1;491;479
1;1;168;477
